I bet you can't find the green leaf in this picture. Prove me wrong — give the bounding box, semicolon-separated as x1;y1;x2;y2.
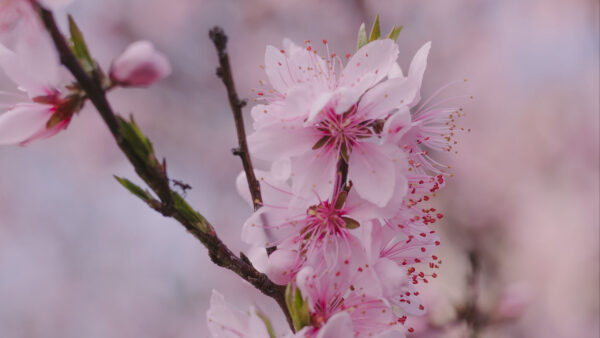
387;24;403;42
114;176;153;201
356;22;368;50
368;14;381;42
255;309;276;338
118;115;154;161
68;15;95;73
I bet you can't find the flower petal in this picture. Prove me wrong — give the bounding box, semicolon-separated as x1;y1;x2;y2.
265;45;295;94
348;142;398;207
358;77;420;120
406;42;431;106
340;39;399;95
0;103;53;145
316;312;354;338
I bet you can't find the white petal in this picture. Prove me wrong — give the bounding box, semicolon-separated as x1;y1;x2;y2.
407;42;431;106
316;312;354;338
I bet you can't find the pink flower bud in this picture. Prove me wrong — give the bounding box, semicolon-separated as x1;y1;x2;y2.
110;41;171;86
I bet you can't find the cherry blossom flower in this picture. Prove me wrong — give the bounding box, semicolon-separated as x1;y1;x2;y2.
110;40;171;87
292;265;406;338
237;169;371;285
0;26;78;145
206;290;275;338
247;38;430;208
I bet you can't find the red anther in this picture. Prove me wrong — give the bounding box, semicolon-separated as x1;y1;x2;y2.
436;213;444;219
420;232;427;237
432;273;438;278
423;196;430;201
257;92;264;96
420;247;426;252
344;259;349;264
280;49;285;54
414;258;421;263
306;46;312;51
345;53;351;58
322;39;328;44
432;255;438;260
335;271;341;277
331;53;337;57
408;327;414;333
435;241;441;246
419;304;425;310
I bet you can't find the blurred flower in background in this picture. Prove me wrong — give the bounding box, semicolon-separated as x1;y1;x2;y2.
0;0;597;337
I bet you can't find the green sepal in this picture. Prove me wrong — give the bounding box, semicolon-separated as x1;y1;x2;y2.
285;284;311;332
387;24;403;42
356;22;368;50
114;176;153;202
368;14;381;42
117;115;154;162
68;15;95;73
255;309;276;338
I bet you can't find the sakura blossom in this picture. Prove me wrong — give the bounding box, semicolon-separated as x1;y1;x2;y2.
247;38;431;208
0;25;76;145
110;40;171;87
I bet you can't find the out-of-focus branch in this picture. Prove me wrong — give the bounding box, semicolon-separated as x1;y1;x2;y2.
209;27;262;211
36;5;292;330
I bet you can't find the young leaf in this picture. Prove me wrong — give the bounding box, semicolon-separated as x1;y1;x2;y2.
68;15;95;73
114;176;153;202
356;22;368;50
387;24;403;42
118;115;154;161
255;309;276;338
368;14;381;42
285;284;311;332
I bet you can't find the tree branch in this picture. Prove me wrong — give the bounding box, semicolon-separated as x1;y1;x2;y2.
35;5;292;330
208;27;263;212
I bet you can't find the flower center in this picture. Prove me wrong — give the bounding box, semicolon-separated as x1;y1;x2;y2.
312;105;373;159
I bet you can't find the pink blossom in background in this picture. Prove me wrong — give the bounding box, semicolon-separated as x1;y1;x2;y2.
110;40;171;87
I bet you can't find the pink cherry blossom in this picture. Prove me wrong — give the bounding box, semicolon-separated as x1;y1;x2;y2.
238;170;370;285
248;38;426;208
206;290;275;338
0;26;75;145
293;265;404;337
0;0;74;31
110;40;171;87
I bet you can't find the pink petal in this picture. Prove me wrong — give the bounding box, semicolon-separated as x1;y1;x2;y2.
316;312;354;338
406;42;431;106
248;122;318;161
358;77;420;120
110;40;171;86
347;142;398;207
265;248;299;285
265;45;295;94
38;0;75;9
387;62;404;79
290;148;338;207
0;103;53;145
340;39;399;95
0;29;62;96
206;290;270;338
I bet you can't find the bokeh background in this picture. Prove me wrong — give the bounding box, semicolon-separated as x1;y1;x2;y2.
0;0;598;337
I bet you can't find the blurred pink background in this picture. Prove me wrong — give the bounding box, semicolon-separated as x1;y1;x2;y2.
0;0;598;337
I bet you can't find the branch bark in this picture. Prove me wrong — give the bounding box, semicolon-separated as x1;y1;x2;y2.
209;27;263;211
35;5;292;330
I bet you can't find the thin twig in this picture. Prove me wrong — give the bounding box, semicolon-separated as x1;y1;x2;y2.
36;5;293;330
209;27;263;212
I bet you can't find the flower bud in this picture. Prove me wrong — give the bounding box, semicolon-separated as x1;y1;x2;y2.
110;40;171;86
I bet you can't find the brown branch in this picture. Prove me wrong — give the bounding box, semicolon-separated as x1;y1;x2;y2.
208;27;263;212
36;5;292;330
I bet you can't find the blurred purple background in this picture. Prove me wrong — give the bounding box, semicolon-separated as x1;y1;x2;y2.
0;0;598;337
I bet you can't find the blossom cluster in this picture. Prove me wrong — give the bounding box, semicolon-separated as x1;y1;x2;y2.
208;33;464;337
